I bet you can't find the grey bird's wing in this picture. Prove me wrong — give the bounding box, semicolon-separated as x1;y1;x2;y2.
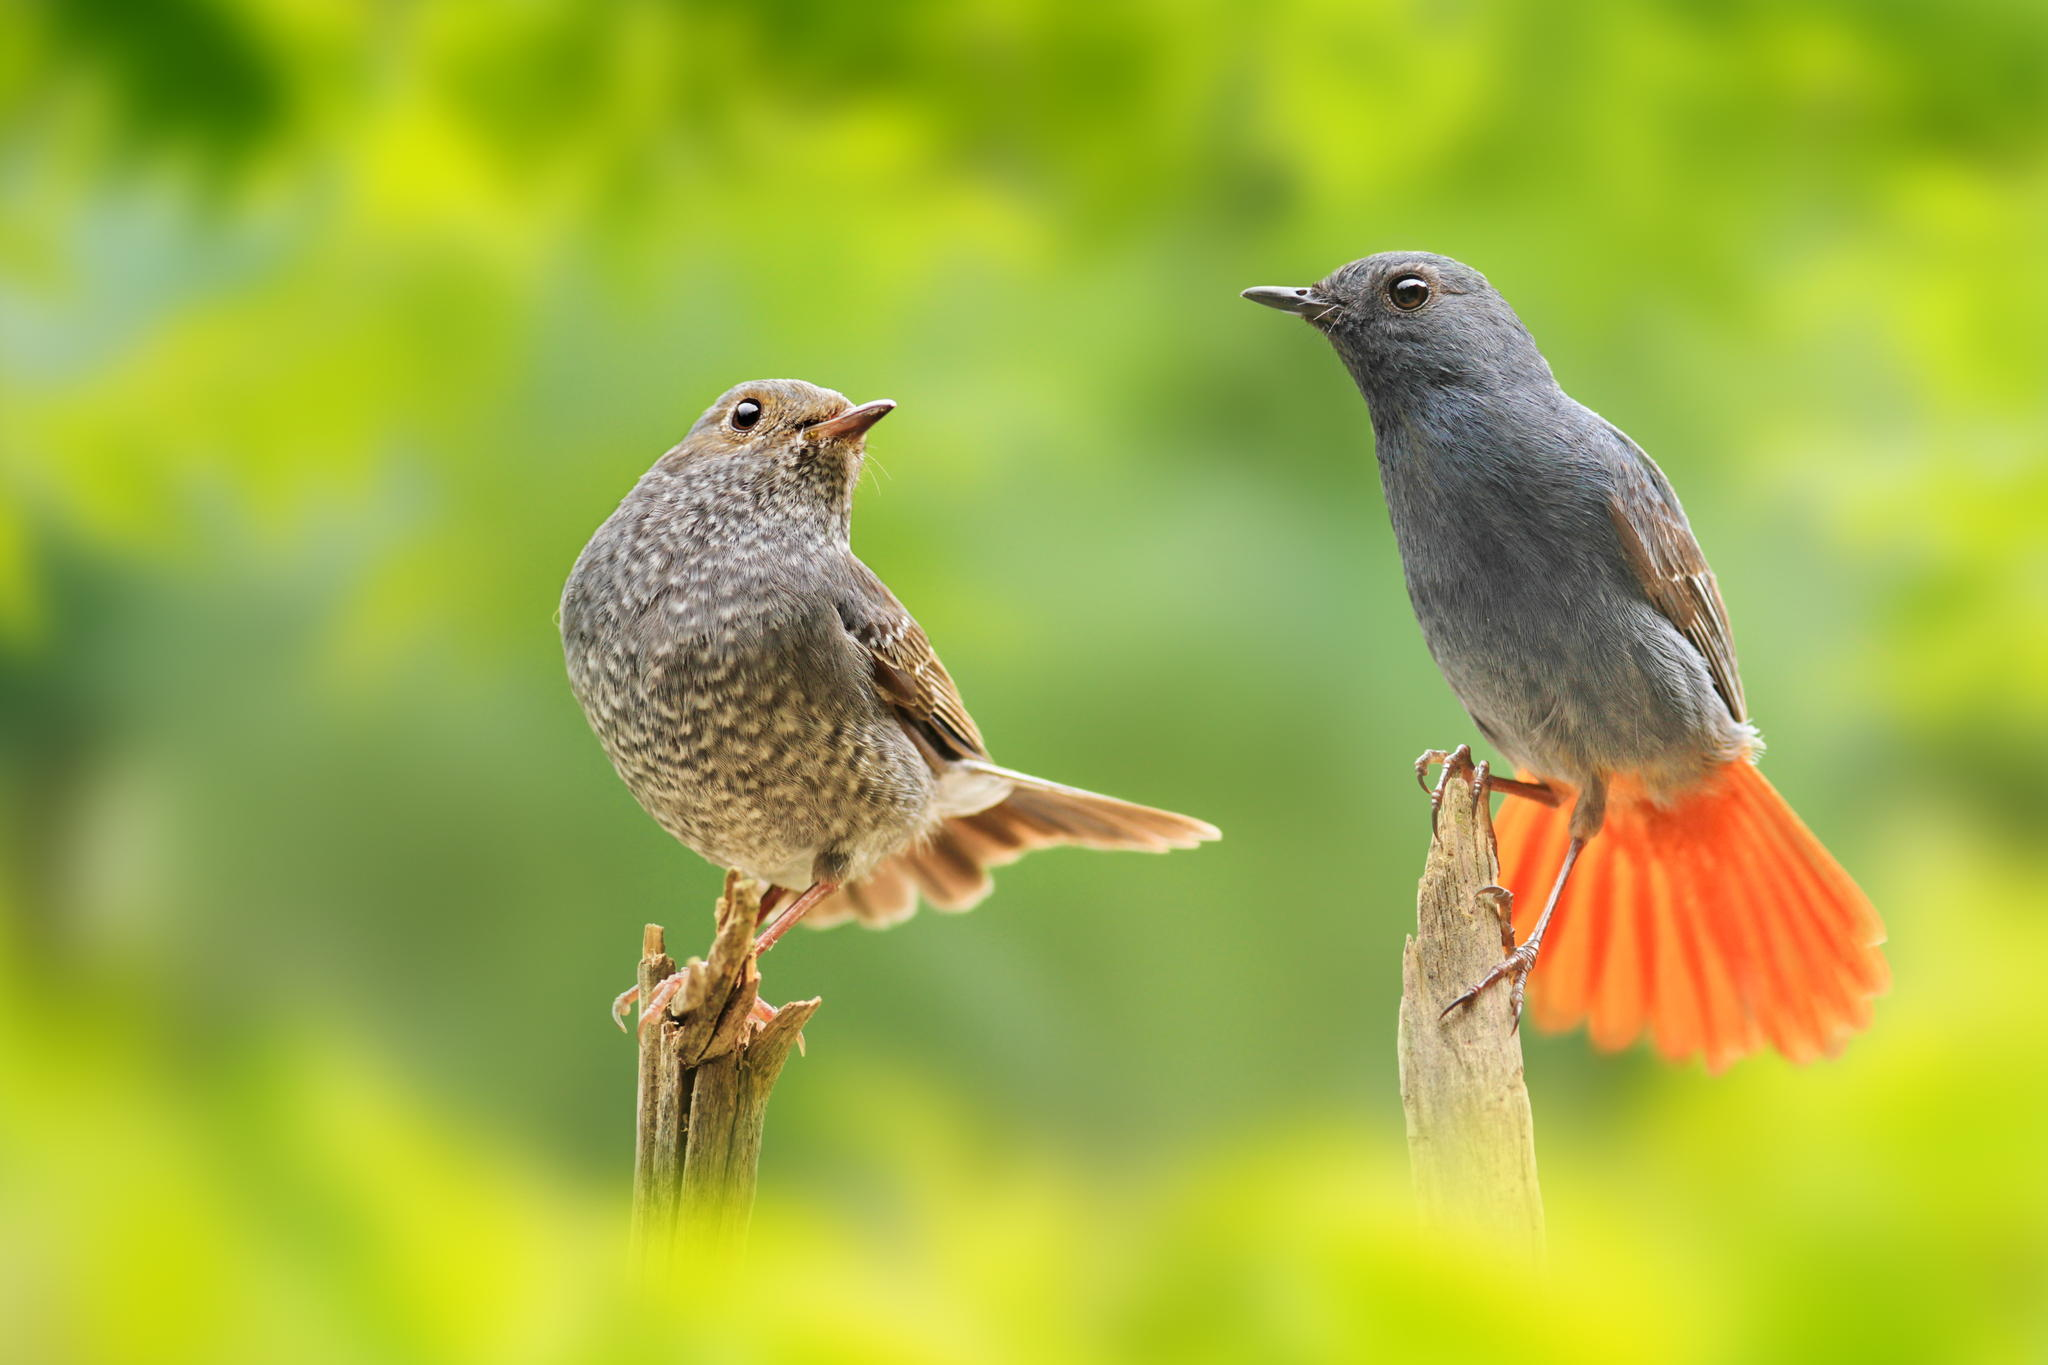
1603;426;1747;724
836;557;990;765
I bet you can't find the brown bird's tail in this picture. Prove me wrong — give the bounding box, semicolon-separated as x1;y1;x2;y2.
809;766;1219;929
1496;760;1888;1072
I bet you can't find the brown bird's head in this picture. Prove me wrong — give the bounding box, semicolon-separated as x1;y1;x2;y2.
650;379;896;537
667;378;893;472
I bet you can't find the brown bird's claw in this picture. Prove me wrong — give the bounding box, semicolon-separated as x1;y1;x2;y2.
611;984;640;1033
618;981;801;1053
750;997;806;1057
631;970;690;1039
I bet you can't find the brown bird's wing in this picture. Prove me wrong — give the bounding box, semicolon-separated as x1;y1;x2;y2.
836;557;989;764
1604;427;1747;724
816;557;1218;933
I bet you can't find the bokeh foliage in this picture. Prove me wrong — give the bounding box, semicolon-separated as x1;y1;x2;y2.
3;0;2046;1359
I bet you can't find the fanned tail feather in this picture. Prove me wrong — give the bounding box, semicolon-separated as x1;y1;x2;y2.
806;767;1219;930
1495;760;1887;1071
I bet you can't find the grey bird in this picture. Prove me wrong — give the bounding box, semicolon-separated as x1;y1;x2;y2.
1244;255;1885;1070
562;379;1218;1017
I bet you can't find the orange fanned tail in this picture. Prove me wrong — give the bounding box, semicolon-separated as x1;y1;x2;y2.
1493;761;1887;1071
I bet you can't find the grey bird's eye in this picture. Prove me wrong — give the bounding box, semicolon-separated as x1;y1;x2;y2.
1388;275;1431;310
731;399;763;430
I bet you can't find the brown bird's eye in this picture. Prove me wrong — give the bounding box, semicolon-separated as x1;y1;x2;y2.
731;399;763;430
1388;275;1431;310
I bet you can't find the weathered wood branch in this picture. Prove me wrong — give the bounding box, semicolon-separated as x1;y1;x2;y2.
1397;758;1545;1258
633;872;820;1267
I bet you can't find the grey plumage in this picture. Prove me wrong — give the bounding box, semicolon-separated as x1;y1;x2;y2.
1244;256;1886;1068
561;378;1216;931
1247;254;1752;830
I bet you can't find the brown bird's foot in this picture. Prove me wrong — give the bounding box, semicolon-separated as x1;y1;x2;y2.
610;983;642;1033
613;983;803;1052
752;885;785;927
753;880;841;957
750;997;806;1057
623;970;691;1038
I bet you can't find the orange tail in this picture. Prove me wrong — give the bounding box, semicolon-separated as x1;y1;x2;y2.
1496;761;1888;1072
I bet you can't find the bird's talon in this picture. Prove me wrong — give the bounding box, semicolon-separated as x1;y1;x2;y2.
611;984;640;1033
634;971;689;1039
1416;744;1477;836
1474;883;1516;952
749;997;807;1056
1439;943;1539;1024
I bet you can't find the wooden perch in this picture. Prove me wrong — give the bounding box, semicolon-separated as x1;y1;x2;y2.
1397;757;1545;1259
633;872;820;1267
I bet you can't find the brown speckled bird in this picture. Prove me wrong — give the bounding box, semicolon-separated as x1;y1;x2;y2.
561;379;1218;1008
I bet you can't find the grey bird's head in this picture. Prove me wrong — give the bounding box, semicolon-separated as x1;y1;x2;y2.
1242;252;1554;400
655;377;896;525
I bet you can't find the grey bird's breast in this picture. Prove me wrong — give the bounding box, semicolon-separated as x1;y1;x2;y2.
560;473;933;887
1372;389;1746;797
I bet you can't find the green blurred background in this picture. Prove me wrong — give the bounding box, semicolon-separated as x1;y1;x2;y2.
4;0;2046;1359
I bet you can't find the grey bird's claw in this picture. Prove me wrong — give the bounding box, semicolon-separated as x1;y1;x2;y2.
1416;744;1486;837
1442;832;1579;1032
1440;940;1539;1028
1474;883;1516;952
1442;881;1530;1025
1413;750;1443;796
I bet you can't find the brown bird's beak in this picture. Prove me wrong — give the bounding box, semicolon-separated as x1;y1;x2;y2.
1241;286;1334;319
810;399;896;442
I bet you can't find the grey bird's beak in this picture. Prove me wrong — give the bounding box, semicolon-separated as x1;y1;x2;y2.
1241;286;1334;318
810;399;896;442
